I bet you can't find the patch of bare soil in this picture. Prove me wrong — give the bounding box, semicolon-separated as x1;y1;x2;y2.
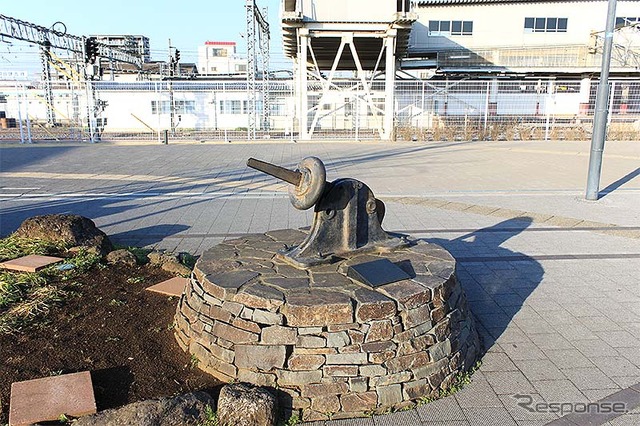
0;263;220;423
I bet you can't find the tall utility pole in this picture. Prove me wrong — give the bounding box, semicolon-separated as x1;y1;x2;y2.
246;0;270;140
246;0;256;140
168;39;176;135
260;5;271;133
586;0;617;200
40;40;56;126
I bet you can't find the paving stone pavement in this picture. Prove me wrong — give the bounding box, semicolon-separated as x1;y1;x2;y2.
1;140;639;425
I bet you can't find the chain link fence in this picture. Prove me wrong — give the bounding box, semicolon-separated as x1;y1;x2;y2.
394;79;640;142
1;78;639;142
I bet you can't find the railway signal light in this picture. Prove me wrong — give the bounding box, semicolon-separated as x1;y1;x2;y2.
84;37;99;63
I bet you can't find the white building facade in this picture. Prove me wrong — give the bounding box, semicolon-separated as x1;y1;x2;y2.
407;0;640;75
93;35;152;63
197;41;248;76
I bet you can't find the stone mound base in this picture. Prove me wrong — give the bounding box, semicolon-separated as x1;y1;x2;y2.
174;230;480;421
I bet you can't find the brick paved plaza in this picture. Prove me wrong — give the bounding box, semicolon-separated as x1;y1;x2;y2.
1;139;639;425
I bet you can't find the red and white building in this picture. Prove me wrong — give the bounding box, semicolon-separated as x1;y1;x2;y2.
197;41;248;76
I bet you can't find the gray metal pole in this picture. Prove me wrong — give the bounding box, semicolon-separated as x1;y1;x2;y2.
586;0;617;200
15;81;25;144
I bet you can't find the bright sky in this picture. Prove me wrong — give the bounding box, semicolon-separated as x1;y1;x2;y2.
1;0;288;72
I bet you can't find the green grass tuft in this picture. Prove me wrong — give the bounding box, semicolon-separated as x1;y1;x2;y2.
63;249;101;274
0;236;101;334
0;235;67;262
283;413;300;426
179;252;198;269
418;360;482;405
127;247;152;265
0;270;68;334
197;404;217;426
189;354;200;369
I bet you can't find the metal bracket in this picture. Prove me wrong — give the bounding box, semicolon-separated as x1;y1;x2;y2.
247;156;408;268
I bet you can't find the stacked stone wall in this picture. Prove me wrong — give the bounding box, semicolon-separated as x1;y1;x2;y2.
174;230;480;421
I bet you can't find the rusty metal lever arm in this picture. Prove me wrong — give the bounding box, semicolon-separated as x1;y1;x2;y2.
247;158;302;186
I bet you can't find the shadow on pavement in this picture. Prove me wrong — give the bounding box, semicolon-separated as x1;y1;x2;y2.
427;217;545;356
599;166;640;199
0;195;208;241
109;224;190;248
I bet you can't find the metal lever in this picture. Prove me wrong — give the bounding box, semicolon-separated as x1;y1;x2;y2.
247;158;302;186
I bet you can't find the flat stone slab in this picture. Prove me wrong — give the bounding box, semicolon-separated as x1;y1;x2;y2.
145;277;188;296
0;254;63;272
9;371;96;426
347;258;411;287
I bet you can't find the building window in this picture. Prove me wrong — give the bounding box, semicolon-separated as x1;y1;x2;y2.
616;17;640;27
235;64;247;72
174;100;196;114
151;100;170;114
368;98;385;116
429;20;473;36
151;100;195;114
210;48;227;57
220;100;243;114
524;17;568;33
397;0;410;13
271;97;288;116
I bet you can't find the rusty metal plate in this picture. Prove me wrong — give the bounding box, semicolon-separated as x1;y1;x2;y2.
346;258;410;288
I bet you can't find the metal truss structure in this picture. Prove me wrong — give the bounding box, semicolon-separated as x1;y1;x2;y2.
0;14;142;65
0;14;142;128
590;24;640;69
246;0;270;140
281;1;416;141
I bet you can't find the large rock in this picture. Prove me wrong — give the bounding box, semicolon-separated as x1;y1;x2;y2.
148;251;191;276
14;214;113;256
73;392;215;426
217;383;278;426
106;249;138;266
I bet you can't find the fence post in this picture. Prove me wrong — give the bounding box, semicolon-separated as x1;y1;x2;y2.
355;95;360;141
85;79;96;143
545;81;553;140
155;82;162;144
607;81;615;126
483;81;490;132
421;80;426;128
223;81;227;141
15;81;25;144
23;83;32;143
169;80;175;136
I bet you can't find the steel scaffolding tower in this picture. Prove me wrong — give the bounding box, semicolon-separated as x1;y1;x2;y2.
260;6;271;133
0;14;143;128
246;0;270;140
39;43;56;125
